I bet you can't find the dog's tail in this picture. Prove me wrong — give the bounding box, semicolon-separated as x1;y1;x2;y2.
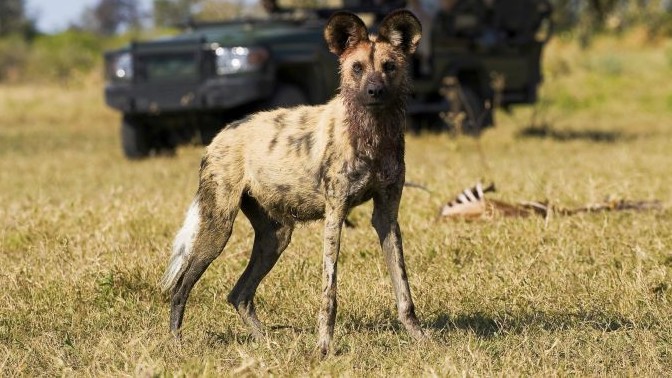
161;200;201;293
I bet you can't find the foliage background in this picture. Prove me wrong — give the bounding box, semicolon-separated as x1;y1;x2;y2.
1;0;672;84
1;0;671;375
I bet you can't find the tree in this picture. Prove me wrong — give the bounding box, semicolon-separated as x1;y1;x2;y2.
196;0;245;21
587;0;620;26
153;0;200;27
0;0;36;37
80;0;143;35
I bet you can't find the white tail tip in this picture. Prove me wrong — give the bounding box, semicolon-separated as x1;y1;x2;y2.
161;200;200;292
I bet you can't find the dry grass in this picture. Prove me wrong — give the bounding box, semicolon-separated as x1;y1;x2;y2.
1;35;672;376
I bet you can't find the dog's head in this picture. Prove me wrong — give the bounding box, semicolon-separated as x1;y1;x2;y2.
324;10;422;110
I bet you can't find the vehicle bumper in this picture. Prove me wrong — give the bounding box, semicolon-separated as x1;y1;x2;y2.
104;74;274;114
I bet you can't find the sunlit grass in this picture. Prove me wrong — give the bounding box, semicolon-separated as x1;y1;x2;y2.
1;35;671;375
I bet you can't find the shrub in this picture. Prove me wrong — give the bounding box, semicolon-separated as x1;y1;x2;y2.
0;35;29;82
23;31;103;84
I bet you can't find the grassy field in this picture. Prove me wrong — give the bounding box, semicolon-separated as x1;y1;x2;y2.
1;33;672;376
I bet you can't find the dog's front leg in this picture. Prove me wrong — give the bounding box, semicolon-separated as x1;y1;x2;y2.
317;200;347;357
372;185;425;341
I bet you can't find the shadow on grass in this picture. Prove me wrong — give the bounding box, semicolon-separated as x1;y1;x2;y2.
206;329;256;346
517;125;626;143
428;310;642;338
204;309;645;345
206;325;312;345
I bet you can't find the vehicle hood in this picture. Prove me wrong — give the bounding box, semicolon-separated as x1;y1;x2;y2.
158;19;326;47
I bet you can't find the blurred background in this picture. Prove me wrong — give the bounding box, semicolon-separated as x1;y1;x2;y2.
1;3;672;374
1;0;671;85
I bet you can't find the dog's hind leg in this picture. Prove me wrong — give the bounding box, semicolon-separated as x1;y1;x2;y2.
166;185;241;339
227;194;293;340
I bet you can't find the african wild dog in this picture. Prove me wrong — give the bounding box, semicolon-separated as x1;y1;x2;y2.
161;10;424;355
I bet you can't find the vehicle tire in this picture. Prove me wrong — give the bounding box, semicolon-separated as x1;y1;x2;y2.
121;116;151;159
153;129;177;157
265;83;309;109
454;86;488;136
408;113;448;134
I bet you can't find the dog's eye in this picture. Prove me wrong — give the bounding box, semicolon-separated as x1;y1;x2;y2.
352;62;363;75
383;61;396;73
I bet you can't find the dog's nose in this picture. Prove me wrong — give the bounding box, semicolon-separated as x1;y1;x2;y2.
367;83;385;99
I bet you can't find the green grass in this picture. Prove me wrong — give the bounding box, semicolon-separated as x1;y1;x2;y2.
1;35;672;376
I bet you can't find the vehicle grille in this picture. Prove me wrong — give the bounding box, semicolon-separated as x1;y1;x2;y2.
135;51;201;83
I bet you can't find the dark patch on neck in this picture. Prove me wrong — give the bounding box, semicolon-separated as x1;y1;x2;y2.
339;58;412;160
338;80;409;186
342;92;406;153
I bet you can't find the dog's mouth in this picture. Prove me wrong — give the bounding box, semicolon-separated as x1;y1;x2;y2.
365;101;386;109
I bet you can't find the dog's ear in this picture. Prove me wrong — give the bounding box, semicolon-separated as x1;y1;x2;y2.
324;12;369;56
378;10;422;55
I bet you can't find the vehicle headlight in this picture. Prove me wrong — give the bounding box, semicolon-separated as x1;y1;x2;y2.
215;46;269;75
112;52;133;80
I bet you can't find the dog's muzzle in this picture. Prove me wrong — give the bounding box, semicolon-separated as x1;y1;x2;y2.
364;85;388;108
